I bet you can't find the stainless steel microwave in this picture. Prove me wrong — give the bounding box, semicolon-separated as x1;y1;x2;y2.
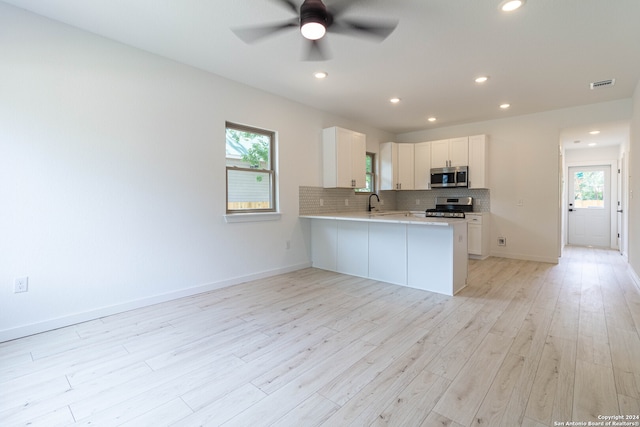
430;166;468;188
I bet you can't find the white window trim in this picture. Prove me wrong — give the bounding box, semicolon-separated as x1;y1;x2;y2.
224;212;281;223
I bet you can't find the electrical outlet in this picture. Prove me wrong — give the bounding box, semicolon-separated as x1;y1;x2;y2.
14;277;29;293
319;198;324;207
344;199;349;206
285;240;291;250
497;237;507;246
415;199;420;205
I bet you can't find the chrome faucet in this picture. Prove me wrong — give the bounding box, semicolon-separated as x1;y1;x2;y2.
368;193;380;212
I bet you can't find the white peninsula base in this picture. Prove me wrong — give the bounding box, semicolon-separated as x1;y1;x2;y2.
304;213;468;296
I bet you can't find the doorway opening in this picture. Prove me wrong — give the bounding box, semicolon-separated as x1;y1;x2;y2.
560;121;629;255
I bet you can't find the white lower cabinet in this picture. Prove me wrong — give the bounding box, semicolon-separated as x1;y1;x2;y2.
467;213;490;259
368;222;407;286
336;221;369;277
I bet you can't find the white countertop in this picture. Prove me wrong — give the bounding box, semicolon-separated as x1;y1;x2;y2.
299;211;469;226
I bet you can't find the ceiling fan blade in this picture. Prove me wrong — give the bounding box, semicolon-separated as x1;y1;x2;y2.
304;39;330;61
329;18;397;41
271;0;299;15
232;19;299;44
326;0;369;19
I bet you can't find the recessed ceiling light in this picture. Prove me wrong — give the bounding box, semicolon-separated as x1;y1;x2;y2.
475;76;489;83
500;103;511;109
428;117;437;122
390;97;401;104
314;71;328;79
588;143;597;147
589;130;600;135
500;0;525;12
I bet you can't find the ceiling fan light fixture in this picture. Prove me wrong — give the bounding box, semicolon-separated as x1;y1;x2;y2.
301;21;326;40
500;0;525;12
300;0;328;40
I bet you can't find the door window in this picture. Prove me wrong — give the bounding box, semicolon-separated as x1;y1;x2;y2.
572;170;604;209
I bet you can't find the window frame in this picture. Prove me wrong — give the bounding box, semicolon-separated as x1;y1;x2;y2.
225;122;277;214
355;152;376;194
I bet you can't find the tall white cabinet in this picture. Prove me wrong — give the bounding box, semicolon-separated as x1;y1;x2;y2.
414;141;432;190
380;142;415;190
322;127;366;189
468;134;488;189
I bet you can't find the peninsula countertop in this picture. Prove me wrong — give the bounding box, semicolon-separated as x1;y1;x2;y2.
299;211;469;226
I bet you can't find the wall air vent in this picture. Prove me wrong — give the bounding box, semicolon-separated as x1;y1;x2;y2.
590;79;615;90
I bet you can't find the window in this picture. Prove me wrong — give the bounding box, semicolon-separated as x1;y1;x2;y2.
355;152;376;193
572;170;604;209
225;122;276;213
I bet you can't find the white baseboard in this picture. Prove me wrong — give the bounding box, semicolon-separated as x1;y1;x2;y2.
489;251;559;264
0;262;311;343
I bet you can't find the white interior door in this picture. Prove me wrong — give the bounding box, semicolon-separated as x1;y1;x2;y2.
617;157;623;253
567;165;611;247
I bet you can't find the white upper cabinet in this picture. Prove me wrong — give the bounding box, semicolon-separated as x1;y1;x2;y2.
323;127;366;189
414;141;431;190
430;137;469;168
380;142;415;190
468;134;488;189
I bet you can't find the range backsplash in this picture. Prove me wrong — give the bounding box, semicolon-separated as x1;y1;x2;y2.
299;186;489;215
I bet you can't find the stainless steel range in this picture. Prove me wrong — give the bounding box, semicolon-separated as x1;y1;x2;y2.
425;197;473;218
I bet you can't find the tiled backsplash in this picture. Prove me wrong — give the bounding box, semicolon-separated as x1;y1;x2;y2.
299;186;490;215
395;188;490;212
299;186;397;215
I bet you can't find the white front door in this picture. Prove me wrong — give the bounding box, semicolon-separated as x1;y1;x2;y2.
567;165;611;247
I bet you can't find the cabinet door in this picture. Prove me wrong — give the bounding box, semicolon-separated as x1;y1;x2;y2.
350;131;367;188
467;223;482;255
334;128;354;188
449;137;469;166
397;143;415;190
468;134;487;188
379;142;396;191
430;139;450;168
414;142;431;190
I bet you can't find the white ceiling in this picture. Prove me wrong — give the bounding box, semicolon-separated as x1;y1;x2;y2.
4;0;640;144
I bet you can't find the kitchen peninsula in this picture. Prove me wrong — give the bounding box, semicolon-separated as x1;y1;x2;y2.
301;212;468;296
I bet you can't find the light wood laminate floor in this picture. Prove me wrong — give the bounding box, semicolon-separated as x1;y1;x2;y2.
1;246;639;426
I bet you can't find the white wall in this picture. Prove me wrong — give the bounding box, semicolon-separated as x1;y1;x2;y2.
397;100;633;263
0;4;393;341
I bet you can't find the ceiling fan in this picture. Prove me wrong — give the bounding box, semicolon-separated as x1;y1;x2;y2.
232;0;398;61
